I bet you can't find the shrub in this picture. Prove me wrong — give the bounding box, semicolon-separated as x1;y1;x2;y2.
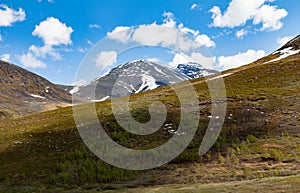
246;135;258;144
269;148;283;161
49;150;139;185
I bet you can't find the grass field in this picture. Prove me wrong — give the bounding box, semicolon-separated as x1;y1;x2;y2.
0;50;299;192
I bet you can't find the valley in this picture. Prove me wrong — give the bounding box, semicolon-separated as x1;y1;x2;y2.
0;35;300;192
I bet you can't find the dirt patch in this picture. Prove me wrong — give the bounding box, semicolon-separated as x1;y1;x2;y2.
42;103;72;112
262;143;284;149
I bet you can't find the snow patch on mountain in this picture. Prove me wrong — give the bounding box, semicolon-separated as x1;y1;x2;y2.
267;47;300;63
208;73;233;81
74;60;216;101
30;94;45;99
69;86;80;95
135;74;158;93
91;96;110;102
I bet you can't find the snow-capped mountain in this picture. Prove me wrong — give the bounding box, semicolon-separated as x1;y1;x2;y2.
175;62;218;79
73;60;188;101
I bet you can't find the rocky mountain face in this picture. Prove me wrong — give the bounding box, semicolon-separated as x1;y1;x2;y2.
0;60;72;118
73;60;189;101
73;60;217;101
279;35;300;51
175;62;218;79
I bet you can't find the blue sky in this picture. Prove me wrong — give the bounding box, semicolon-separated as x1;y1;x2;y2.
0;0;299;85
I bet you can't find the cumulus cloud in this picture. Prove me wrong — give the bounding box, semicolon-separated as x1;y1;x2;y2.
0;54;10;62
147;57;162;64
107;12;215;51
210;0;288;31
107;26;134;43
217;49;266;70
169;53;191;68
29;45;61;60
277;36;293;47
17;53;47;68
0;4;26;27
236;29;249;39
18;17;73;68
190;52;216;69
195;34;216;47
96;51;117;68
169;52;216;70
32;17;73;46
132;23;178;46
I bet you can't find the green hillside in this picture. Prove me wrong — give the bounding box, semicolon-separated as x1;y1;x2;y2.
0;37;300;192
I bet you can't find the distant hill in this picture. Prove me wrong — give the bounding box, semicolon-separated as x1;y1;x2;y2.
0;60;72;118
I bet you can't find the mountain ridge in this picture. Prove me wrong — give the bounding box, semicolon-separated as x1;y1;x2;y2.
0;60;72;118
73;60;217;101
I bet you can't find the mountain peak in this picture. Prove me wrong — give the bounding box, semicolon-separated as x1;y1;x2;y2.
74;60;188;100
176;62;218;79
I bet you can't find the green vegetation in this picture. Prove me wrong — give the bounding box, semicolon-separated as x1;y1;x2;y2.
48;150;138;185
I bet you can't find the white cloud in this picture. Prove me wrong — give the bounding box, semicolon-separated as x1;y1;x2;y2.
29;45;61;60
190;52;216;69
107;26;134;43
87;40;94;45
169;53;190;68
132;23;178;47
195;34;216;48
0;34;2;41
147;57;162;64
178;23;199;36
169;52;216;70
17;53;47;68
236;29;248;39
89;24;101;29
72;79;88;86
32;17;74;46
277;36;293;47
217;49;266;70
77;47;88;54
38;0;54;3
209;0;287;31
191;4;198;10
253;4;288;31
0;54;10;62
0;4;26;27
18;17;73;68
107;12;215;51
96;51;117;68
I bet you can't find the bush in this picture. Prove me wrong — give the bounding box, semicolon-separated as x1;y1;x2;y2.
218;155;226;164
246;135;258;144
269;148;283;161
49;150;139;185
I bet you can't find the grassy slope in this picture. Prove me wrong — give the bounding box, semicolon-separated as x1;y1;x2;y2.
0;51;299;191
0;175;299;193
